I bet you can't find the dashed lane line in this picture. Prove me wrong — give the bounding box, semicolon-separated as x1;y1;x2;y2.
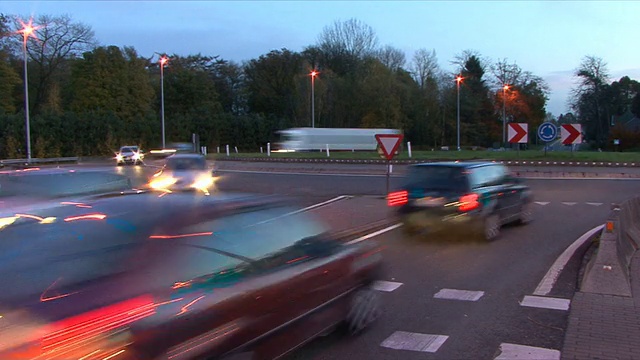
372;280;403;292
519;295;570;311
380;331;449;353
433;288;485;302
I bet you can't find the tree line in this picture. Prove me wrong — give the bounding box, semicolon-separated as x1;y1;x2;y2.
0;14;637;158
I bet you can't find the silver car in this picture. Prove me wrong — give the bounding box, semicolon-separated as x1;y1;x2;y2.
149;153;215;194
116;145;144;165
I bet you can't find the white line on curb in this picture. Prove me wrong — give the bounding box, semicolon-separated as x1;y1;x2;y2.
533;224;604;296
346;223;403;245
216;169;640;180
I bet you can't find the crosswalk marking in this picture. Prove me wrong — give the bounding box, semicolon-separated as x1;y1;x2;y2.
520;295;570;311
372;280;403;292
534;201;549;205
562;202;577;206
434;288;484;301
586;202;603;206
495;343;560;360
380;331;448;353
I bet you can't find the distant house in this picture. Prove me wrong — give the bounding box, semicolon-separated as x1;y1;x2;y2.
615;109;640;132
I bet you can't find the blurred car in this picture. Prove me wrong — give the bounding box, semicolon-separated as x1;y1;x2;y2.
116;145;144;165
0;191;383;360
149;153;214;194
388;161;533;241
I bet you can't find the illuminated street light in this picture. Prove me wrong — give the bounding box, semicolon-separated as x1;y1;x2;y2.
19;18;38;162
456;75;463;151
310;70;318;128
502;84;510;147
159;56;169;148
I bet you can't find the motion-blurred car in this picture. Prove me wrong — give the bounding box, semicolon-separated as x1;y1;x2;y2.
0;191;383;360
388;161;533;241
116;145;144;165
149;153;214;194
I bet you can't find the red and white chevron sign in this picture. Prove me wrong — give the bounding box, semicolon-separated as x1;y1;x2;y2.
561;124;582;145
508;123;528;143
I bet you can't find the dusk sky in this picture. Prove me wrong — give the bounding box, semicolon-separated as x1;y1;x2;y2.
6;1;640;116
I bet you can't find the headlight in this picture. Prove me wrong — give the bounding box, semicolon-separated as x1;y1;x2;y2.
191;175;214;190
132;153;140;160
116;154;123;162
150;176;177;190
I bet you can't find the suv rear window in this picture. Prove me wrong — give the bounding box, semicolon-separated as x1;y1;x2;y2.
404;165;469;191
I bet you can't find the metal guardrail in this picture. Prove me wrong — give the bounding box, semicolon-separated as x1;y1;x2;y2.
0;157;79;166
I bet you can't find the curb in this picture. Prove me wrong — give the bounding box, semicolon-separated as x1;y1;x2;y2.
211;156;640;167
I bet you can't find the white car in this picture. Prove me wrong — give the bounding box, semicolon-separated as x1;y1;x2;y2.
149;153;215;194
116;145;144;165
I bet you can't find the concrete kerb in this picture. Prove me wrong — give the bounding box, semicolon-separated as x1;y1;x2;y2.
580;198;640;296
214;156;640;168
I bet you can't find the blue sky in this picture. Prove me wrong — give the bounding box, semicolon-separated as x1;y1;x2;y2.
6;1;640;116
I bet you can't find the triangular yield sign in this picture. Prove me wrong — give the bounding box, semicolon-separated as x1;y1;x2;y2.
375;134;404;160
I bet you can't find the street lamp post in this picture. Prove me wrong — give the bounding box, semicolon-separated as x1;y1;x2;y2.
502;84;509;147
20;21;35;162
456;75;463;151
310;70;317;128
159;56;168;148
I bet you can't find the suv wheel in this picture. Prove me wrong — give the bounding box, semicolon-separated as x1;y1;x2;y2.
345;287;380;335
518;202;533;225
483;214;501;241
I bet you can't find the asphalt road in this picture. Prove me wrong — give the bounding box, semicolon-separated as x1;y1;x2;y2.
6;162;640;359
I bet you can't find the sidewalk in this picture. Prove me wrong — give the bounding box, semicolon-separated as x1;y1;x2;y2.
562;248;640;359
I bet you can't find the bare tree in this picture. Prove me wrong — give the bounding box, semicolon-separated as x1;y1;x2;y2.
317;18;379;60
491;59;522;88
11;14;97;114
450;49;489;74
376;45;405;71
570;55;610;146
410;48;439;89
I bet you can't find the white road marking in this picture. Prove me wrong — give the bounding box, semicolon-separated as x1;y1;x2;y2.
586;202;603;206
346;223;403;245
534;201;550;206
495;343;560;360
533;224;603;296
372;280;403;292
562;202;577;206
247;195;351;227
434;288;485;301
380;331;449;353
520;295;570;311
217;169;400;178
215;169;640;180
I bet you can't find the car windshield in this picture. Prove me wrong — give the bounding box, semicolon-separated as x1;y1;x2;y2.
166;157;206;170
120;147;134;153
404;166;469;191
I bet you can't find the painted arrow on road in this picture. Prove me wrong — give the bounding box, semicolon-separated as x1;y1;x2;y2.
508;123;528;143
561;124;582;145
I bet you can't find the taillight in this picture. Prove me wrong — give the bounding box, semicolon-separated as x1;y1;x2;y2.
459;193;480;212
387;191;408;206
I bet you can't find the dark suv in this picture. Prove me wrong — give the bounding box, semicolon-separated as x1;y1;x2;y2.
388;162;533;241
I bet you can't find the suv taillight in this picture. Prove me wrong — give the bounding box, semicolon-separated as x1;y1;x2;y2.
387;191;408;206
459;193;480;212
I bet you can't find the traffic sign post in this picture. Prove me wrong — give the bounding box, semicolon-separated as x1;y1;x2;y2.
375;134;404;196
561;124;582;156
537;122;557;156
508;123;528;157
